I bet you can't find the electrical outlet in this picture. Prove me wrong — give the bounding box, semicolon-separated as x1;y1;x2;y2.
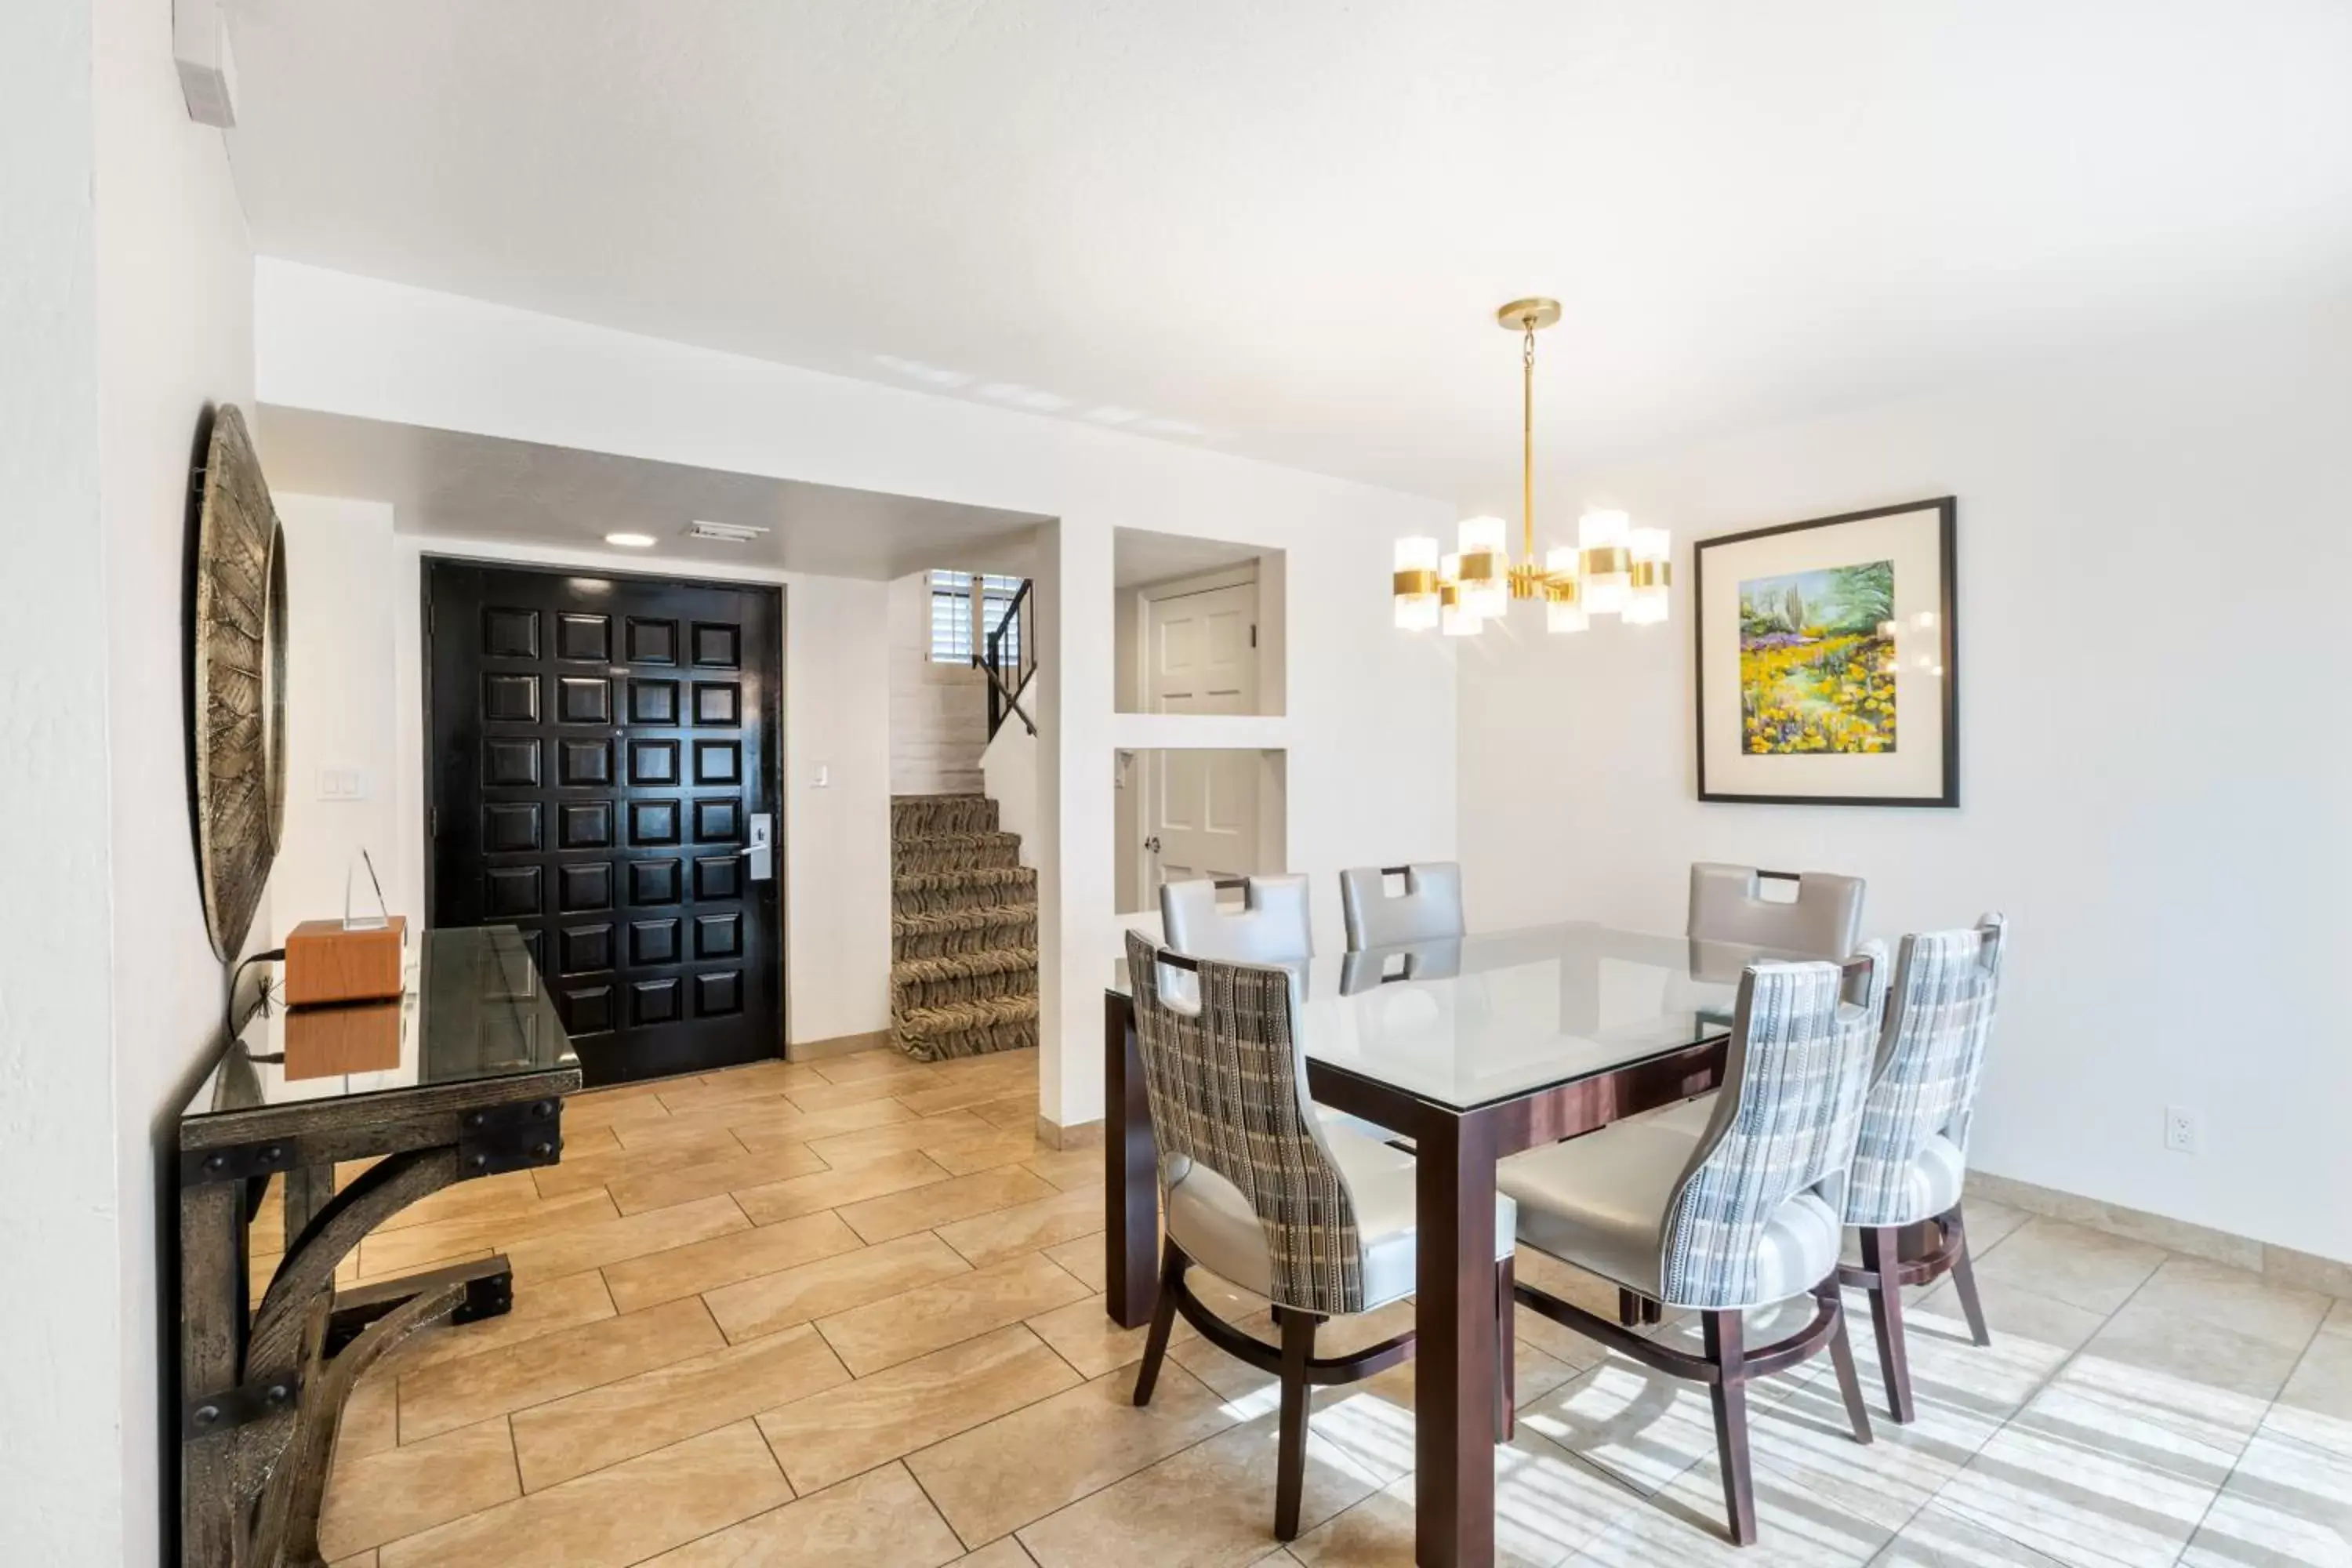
2164;1105;2200;1155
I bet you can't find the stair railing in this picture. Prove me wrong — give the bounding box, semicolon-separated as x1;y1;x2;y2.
978;578;1037;739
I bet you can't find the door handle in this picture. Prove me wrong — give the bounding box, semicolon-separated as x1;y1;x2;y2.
1144;836;1161;855
746;814;775;882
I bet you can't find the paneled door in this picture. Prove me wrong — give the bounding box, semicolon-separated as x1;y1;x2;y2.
1143;579;1258;895
426;561;784;1086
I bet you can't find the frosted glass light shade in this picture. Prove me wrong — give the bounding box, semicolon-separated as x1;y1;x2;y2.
1578;510;1629;550
1544;545;1579;579
1392;535;1442;629
1455;515;1508;618
1441;596;1481;637
1625;527;1671;622
1628;527;1670;564
1457;514;1508;557
1547;597;1588;634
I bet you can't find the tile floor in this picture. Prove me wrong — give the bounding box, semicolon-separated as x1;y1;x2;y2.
296;1047;2352;1567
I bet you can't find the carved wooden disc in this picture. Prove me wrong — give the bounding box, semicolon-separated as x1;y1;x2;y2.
193;405;289;962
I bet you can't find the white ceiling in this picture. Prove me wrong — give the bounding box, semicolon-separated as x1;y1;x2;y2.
257;406;1045;580
227;2;2352;501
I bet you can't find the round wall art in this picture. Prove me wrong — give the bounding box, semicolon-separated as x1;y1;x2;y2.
192;405;289;961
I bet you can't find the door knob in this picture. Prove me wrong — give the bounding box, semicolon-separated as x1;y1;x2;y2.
1144;836;1161;855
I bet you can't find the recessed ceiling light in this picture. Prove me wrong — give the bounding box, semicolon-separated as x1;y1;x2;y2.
605;532;656;548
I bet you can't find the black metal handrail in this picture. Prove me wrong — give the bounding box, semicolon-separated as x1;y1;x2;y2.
979;578;1036;739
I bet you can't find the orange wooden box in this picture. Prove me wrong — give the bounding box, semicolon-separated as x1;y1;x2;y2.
284;916;407;1007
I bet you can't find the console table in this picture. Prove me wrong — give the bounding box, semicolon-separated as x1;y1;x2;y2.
177;925;581;1567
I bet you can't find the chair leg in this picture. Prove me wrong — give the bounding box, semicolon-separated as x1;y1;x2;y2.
1946;1209;1993;1348
1821;1284;1875;1446
1496;1255;1516;1443
1860;1226;1917;1424
1131;1236;1185;1407
1273;1306;1317;1541
1703;1309;1758;1547
1617;1287;1642;1328
1642;1295;1663;1326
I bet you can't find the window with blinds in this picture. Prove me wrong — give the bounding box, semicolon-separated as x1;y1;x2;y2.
928;571;1023;665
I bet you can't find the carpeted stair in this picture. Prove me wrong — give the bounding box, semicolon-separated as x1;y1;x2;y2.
890;794;1039;1061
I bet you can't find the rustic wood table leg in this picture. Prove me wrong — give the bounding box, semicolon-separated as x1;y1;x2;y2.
1104;992;1159;1329
1415;1106;1499;1567
283;1162;336;1252
181;1179;247;1566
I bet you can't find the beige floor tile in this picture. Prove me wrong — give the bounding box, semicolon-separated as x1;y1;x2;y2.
563;1083;685;1137
811;1048;942;1084
385;1270;615;1377
530;1124;746;1199
1911;1273;2109;1358
1969;1218;2166;1317
896;1076;1036;1120
2125;1254;2333;1356
817;1250;1091;1376
2078;1294;2307;1408
1043;1235;1107;1292
1291;1424;1638;1568
1874;1502;2076;1564
356;1186;620;1277
398;1295;722;1441
803;1109;1001;1169
724;1094;924;1154
501;1192;750;1282
786;1073;927;1113
512;1322;849;1490
2179;1428;2352;1568
927;1129;1061;1178
318;1417;521;1559
378;1421;789;1568
908;1363;1240;1548
644;1461;967;1567
837;1165;1057;1245
1022;1148;1102;1192
328;1552;378;1568
376;1170;548;1233
758;1323;1080;1494
336;1367;400;1463
1023;1292;1196;1381
1956;1199;2031;1256
731;1149;953;1225
705;1232;974;1343
698;1058;832;1094
653;1074;799;1118
970;1091;1043;1131
604;1140;829;1216
602;1210;864;1313
1579;1455;1890;1566
2270;1326;2352;1457
935;1184;1105;1268
1018;1409;1390;1568
1831;1286;2074;1429
1514;1334;1820;1501
946;1541;1037;1568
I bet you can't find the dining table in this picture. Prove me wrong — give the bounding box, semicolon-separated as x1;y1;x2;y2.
1101;920;1794;1568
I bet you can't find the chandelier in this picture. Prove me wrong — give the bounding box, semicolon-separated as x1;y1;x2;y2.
1393;299;1669;636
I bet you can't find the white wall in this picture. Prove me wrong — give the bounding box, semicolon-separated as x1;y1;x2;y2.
0;0;252;1558
1459;299;2352;1262
256;260;1460;1128
887;572;988;795
0;2;121;1559
262;517;898;1050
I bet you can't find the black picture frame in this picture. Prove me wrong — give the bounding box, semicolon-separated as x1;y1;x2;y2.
1693;496;1958;808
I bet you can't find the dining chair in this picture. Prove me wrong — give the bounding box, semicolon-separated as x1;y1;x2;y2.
1121;930;1517;1542
1159;873;1312;964
1497;949;1886;1547
1837;915;2009;1422
1338;862;1466;949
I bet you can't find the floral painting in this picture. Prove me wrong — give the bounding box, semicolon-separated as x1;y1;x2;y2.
1737;561;1896;754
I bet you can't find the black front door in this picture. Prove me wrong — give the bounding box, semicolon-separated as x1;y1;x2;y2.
426;560;784;1086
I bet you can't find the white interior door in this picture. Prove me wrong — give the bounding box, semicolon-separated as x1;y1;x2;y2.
1144;581;1258;898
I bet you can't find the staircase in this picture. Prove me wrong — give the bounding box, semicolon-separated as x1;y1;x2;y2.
889;794;1040;1061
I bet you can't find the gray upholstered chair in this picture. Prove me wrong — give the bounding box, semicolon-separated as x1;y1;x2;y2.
1837;915;2008;1422
1159;873;1312;964
1338;862;1467;950
1688;862;1867;961
1122;931;1516;1541
1497;949;1886;1547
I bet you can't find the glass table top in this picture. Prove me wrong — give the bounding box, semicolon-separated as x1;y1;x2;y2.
1114;921;1798;1112
183;925;578;1122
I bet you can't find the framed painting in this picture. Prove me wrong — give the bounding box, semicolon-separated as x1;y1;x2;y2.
1693;496;1957;807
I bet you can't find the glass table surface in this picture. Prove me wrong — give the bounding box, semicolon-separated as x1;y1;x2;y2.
183;925;577;1122
1115;920;1800;1112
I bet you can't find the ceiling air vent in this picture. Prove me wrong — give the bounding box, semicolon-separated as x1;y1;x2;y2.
687;521;768;543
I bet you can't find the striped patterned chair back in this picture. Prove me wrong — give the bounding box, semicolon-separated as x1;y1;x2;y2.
1122;929;1365;1315
1844;916;2008;1229
1661;948;1887;1309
